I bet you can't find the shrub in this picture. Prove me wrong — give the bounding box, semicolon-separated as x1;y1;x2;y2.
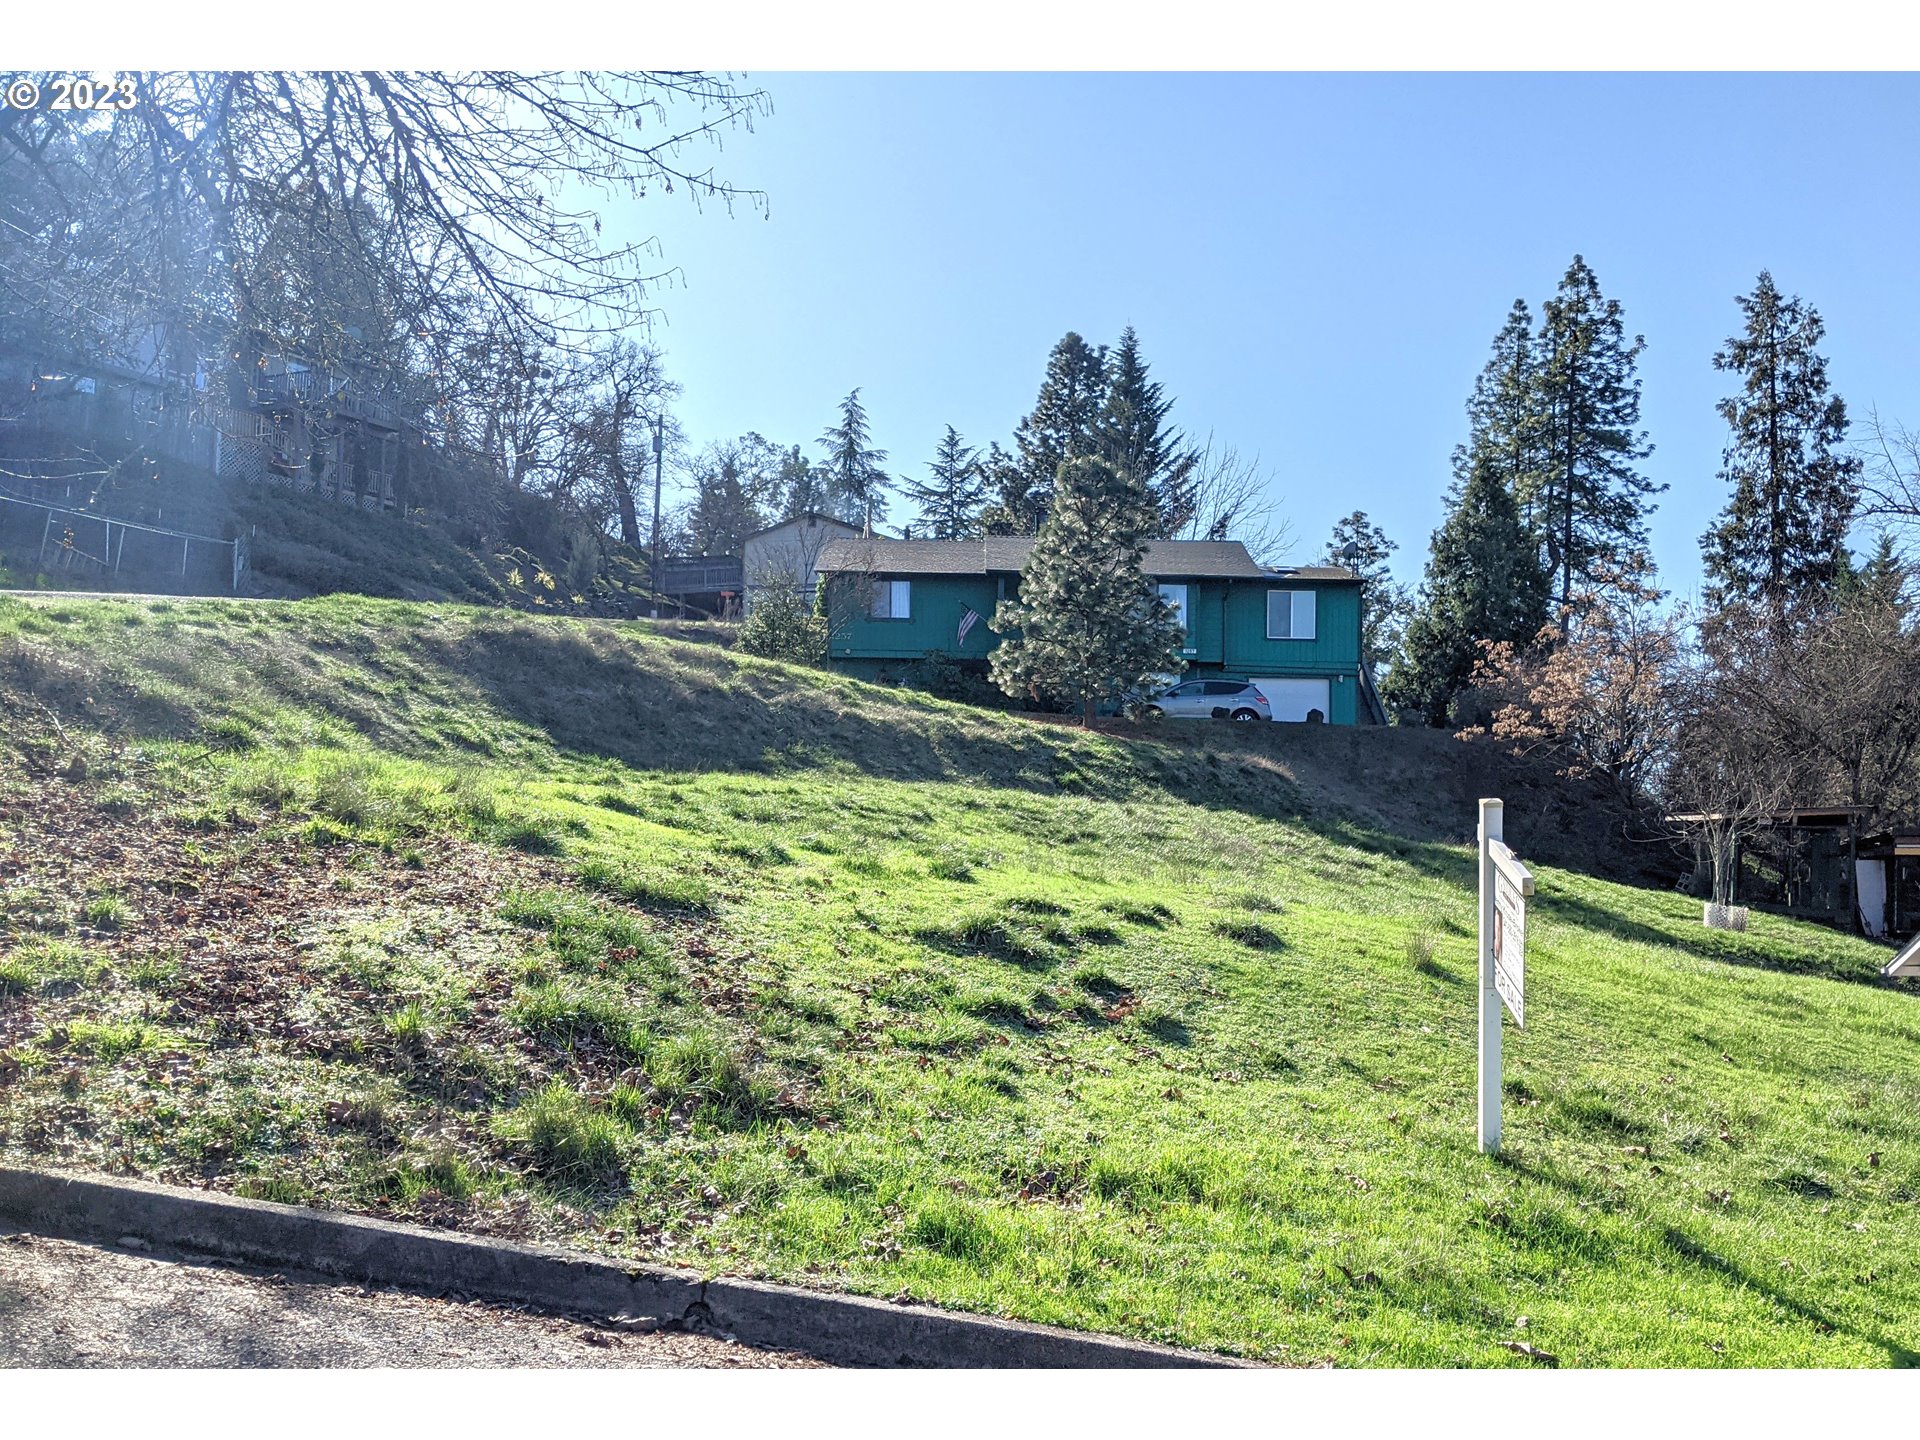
903;651;1000;706
737;587;828;665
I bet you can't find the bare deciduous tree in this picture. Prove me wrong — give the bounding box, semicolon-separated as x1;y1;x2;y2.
1174;434;1293;562
1460;559;1685;808
1663;658;1796;912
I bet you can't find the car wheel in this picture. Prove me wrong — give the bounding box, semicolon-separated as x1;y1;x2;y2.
1142;705;1166;719
1230;707;1261;722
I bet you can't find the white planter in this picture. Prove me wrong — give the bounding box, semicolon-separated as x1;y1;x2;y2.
1703;903;1749;932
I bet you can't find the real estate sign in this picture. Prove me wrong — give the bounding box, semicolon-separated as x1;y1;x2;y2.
1477;804;1535;1156
1491;841;1530;1026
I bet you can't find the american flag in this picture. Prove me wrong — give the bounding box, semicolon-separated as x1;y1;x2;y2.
956;607;981;645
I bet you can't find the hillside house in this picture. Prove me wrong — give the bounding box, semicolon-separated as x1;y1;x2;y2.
741;511;865;614
1;325;409;514
815;535;1383;723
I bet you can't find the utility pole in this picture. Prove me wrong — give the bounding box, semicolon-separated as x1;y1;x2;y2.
649;414;665;619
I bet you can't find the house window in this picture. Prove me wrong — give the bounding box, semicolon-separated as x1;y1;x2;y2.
870;579;912;620
1158;583;1189;635
1266;588;1317;640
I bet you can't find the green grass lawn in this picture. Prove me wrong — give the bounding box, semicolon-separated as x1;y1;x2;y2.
1;593;1915;1366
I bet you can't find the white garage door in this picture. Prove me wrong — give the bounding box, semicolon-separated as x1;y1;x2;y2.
1250;677;1331;723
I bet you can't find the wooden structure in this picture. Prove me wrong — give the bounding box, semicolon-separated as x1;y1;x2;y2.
1855;831;1920;939
1668;805;1873;932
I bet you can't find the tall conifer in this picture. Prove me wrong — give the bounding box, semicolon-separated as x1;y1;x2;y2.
1528;256;1660;606
1095;325;1199;536
985;332;1108;535
1699;272;1861;620
1323;510;1413;672
902;425;986;539
989;455;1184;726
1383;454;1552;726
1456;299;1548;522
817;388;890;531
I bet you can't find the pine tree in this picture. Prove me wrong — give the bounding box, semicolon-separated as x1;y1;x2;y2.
1456;299;1549;519
900;425;986;539
1323;511;1413;671
1837;532;1911;618
1095;325;1199;536
817;389;890;531
989;455;1185;727
1383;454;1553;726
1528;256;1661;607
984;332;1108;535
1699;272;1862;620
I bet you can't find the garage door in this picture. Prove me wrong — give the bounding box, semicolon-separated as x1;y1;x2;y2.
1250;677;1331;723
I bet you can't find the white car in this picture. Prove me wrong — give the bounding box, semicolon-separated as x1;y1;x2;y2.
1140;678;1272;722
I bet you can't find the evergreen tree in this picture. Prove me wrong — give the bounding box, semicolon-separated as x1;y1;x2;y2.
901;425;986;539
1455;299;1549;518
1837;532;1912;618
1323;511;1413;671
984;332;1107;535
1094;325;1199;536
777;445;826;519
989;455;1184;727
817;388;890;531
1383;453;1552;726
1527;256;1661;607
680;446;766;556
1699;271;1862;619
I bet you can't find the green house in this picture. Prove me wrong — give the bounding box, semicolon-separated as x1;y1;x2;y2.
815;536;1384;724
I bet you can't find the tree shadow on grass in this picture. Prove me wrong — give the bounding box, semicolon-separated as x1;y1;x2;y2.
1539;889;1895;990
1657;1225;1918;1367
1502;1150;1918;1368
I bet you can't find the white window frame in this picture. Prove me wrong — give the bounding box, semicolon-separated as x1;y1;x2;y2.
1158;583;1192;649
870;578;912;621
1266;588;1317;641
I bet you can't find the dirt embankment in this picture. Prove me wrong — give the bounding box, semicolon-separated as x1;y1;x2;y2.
1114;719;1681;889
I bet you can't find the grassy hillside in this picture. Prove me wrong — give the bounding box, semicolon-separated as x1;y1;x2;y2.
2;458;659;612
1;594;1915;1366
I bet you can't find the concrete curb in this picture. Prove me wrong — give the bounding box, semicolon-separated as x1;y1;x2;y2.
0;1167;1242;1367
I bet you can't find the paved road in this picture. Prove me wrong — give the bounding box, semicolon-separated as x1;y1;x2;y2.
0;1228;825;1368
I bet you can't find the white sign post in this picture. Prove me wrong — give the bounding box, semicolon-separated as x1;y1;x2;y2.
1478;798;1534;1156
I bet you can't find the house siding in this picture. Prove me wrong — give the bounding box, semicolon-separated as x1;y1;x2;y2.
827;574;1005;661
826;569;1367;723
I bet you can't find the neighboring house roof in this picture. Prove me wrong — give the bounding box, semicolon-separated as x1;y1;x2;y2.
741;511;869;543
1275;565;1362;582
815;536;1332;581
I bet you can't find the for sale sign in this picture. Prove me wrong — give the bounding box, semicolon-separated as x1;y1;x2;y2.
1493;867;1526;1025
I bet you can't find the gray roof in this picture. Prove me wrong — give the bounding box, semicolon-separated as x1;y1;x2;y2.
741;511;870;543
1273;565;1360;582
814;536;1327;581
816;538;991;576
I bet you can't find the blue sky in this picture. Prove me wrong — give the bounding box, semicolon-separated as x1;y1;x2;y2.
619;73;1920;600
